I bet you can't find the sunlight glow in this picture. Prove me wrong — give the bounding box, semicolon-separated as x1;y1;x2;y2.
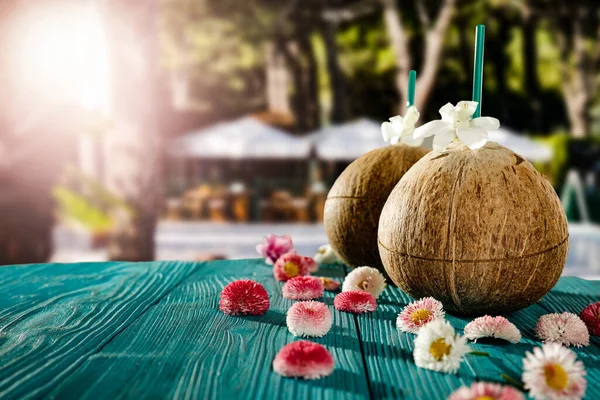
11;1;110;112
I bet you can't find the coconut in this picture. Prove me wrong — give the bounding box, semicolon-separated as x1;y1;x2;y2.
378;142;568;315
324;145;429;276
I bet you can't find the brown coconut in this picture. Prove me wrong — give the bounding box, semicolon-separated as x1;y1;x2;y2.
378;141;568;315
324;145;429;277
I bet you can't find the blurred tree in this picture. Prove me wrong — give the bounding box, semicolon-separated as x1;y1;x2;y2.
544;0;600;138
102;0;163;261
381;0;456;115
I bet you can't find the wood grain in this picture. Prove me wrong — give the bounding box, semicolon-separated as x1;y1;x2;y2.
47;260;371;400
0;261;198;399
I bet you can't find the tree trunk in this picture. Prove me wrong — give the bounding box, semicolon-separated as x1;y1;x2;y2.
102;0;161;261
321;20;347;123
382;0;455;115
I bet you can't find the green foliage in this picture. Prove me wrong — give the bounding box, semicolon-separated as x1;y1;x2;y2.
534;132;570;188
53;187;113;231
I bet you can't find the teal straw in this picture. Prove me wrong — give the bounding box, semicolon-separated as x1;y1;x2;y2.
472;24;485;117
407;70;417;107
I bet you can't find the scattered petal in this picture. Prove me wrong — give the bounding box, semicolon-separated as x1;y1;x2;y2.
286;301;332;337
413;319;471;374
334;291;377;314
282;276;324;300
448;382;525;400
579;302;600;336
342;266;386;299
319;277;341;292
396;297;445;334
522;343;586;400
256;234;295;265
273;253;312;282
273;340;334;379
536;313;590;347
464;315;521;343
219;279;270;316
314;244;339;265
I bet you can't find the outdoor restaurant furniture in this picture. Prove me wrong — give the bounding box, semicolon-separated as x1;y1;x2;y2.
1;259;598;399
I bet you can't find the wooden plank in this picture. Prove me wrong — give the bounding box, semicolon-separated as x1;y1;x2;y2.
357;275;600;399
47;260;371;400
0;260;198;399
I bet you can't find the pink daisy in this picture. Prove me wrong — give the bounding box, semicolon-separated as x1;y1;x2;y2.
273;340;335;379
448;382;525;400
286;301;332;337
319;277;341;292
536;313;590;347
579;302;600;336
219;280;270;316
282;276;324;300
305;257;319;273
396;297;445;334
273;253;312;282
464;315;521;343
256;234;295;265
522;343;586;400
334;291;377;314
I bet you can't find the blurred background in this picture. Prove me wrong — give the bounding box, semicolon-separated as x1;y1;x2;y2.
0;0;599;277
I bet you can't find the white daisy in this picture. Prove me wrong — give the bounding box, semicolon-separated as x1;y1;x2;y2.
396;297;445;334
522;343;586;400
313;244;339;265
342;266;386;299
414;101;500;151
413;319;471;374
381;106;423;146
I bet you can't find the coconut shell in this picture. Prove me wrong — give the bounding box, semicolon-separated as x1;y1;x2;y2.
378;142;568;315
324;145;429;277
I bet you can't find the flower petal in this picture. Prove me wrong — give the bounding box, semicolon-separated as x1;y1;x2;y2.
471;116;500;131
404;106;420;125
432;129;454;151
381;121;396;142
400;134;424;147
414;120;451;139
439;103;454;120
455;101;479;119
457;127;488;149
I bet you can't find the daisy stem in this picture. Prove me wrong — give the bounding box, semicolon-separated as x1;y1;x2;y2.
501;373;525;390
469;351;489;357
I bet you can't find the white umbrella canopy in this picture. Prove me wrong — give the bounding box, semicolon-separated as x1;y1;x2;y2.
170;116;311;159
488;127;552;162
312;118;386;161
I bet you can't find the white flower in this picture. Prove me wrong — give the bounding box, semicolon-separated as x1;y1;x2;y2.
381;106;423;146
413;319;471;374
414;101;500;151
314;245;339;265
522;343;586;400
342;266;386;299
396;297;445;334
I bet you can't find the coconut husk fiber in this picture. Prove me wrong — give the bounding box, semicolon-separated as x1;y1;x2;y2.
378;142;569;315
324;145;429;278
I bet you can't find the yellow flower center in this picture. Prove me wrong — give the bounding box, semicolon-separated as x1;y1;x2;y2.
318;248;326;254
544;363;568;391
283;262;299;277
410;308;432;325
429;338;452;361
320;277;332;285
474;397;495;400
358;279;371;290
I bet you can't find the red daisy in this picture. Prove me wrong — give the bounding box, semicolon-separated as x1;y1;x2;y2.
334;290;377;314
580;301;600;336
273;340;334;379
282;276;324;300
219;279;270;316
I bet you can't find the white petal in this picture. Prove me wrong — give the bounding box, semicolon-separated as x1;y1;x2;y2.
381;121;397;142
400;134;424;147
432;130;455;151
455;101;479;118
439;103;455;120
471;117;500;131
404;106;420;125
457;127;488;149
389;115;403;124
414;120;451;139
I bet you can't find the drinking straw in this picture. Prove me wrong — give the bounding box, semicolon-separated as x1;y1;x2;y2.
407;70;417;107
472;24;485;118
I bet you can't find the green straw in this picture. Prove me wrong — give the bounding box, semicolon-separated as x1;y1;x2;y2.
472;24;485;117
407;70;417;107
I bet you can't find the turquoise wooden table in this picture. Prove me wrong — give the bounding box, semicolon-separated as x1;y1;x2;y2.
0;259;598;399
